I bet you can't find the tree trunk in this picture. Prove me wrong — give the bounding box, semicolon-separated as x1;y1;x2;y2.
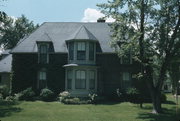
151;89;162;114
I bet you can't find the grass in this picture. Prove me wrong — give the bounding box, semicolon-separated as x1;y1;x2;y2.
0;94;180;121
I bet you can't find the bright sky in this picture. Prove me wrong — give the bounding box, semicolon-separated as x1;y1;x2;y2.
0;0;115;25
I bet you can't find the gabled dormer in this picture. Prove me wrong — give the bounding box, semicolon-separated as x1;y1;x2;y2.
66;25;98;65
36;33;54;64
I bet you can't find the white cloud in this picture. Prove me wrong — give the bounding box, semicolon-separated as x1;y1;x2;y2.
81;8;115;22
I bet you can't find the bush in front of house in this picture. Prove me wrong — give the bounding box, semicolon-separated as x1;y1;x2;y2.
0;85;9;98
58;91;70;102
126;87;142;104
18;87;35;101
40;88;55;101
58;91;92;104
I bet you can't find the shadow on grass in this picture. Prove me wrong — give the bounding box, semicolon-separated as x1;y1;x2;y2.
137;106;180;121
0;101;22;117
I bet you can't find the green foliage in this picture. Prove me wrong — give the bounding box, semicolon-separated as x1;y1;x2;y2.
0;14;39;49
0;93;3;101
0;85;9;98
18;87;35;101
40;88;54;101
98;0;180;113
161;93;167;103
58;91;70;102
126;87;141;104
0;94;178;121
11;53;67;94
58;91;92;104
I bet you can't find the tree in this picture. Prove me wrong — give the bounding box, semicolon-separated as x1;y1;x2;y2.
98;0;180;114
0;13;39;49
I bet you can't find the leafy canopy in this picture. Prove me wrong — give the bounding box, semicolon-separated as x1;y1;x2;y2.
0;13;39;49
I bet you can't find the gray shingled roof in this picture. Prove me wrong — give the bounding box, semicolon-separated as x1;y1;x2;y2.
66;25;98;41
0;54;12;73
11;22;114;53
1;49;11;55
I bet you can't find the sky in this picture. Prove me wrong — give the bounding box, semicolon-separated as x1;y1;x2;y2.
0;0;115;25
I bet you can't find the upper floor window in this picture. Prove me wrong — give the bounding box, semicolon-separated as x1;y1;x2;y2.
68;42;74;60
89;43;95;61
38;44;49;64
77;42;86;60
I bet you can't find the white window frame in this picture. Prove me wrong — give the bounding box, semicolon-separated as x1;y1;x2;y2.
75;70;86;89
37;69;47;89
89;70;95;89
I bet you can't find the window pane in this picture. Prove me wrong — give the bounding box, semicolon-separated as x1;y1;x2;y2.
67;70;73;79
67;70;72;89
89;43;94;60
81;71;85;79
77;42;86;60
75;79;86;89
38;71;47;89
40;71;46;80
122;72;131;89
69;42;74;60
77;51;86;60
78;42;85;51
89;71;95;89
67;79;72;89
123;72;130;81
75;70;86;89
39;44;48;64
40;45;47;53
89;79;95;89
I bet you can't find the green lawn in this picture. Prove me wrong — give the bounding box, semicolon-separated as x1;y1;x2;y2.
0;94;180;121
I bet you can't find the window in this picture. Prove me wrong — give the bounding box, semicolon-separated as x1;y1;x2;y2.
68;42;74;60
39;44;48;64
75;70;86;89
122;72;131;89
77;42;86;60
67;70;72;89
89;43;94;61
37;70;47;89
89;71;95;89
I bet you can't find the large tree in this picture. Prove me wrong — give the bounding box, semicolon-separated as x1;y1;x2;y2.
0;13;39;49
98;0;180;114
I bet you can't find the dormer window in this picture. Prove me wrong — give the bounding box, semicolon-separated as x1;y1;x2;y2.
89;42;95;61
38;43;49;64
77;42;86;60
68;42;74;60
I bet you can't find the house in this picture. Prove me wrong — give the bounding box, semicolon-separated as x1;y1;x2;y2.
0;49;12;91
9;22;140;96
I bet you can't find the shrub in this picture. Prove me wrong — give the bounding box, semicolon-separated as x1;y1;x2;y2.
40;88;54;101
89;93;98;103
58;91;70;102
18;87;35;101
5;96;17;102
126;87;141;104
0;85;9;98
